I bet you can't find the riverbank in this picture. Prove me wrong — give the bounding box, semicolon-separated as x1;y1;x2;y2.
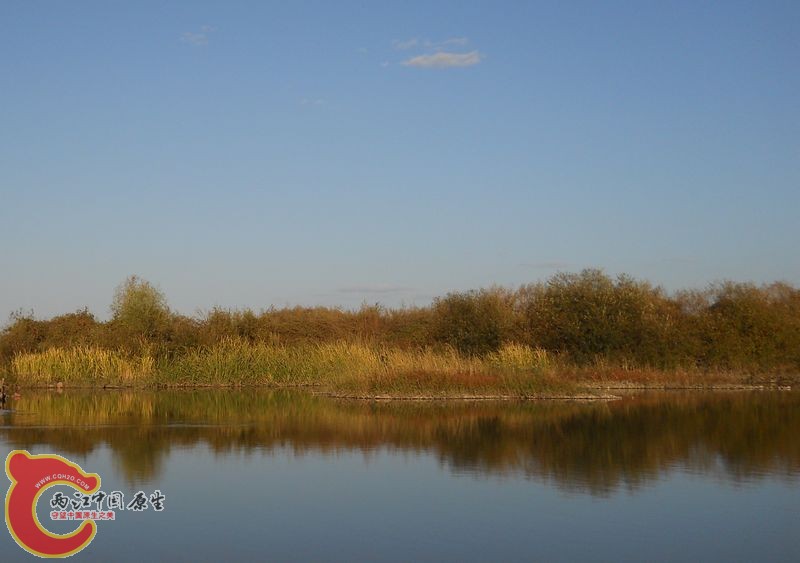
4;340;795;400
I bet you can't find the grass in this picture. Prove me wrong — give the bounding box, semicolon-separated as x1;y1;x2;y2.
8;339;566;396
4;272;799;380
8;338;784;397
11;346;154;386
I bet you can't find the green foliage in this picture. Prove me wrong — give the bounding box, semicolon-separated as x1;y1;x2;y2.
110;276;171;342
696;282;800;370
521;269;680;366
43;309;102;348
0;310;44;364
1;271;799;376
431;287;516;355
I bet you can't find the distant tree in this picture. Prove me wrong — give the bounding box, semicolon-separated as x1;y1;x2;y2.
0;310;44;364
521;269;677;365
431;287;515;355
110;276;171;340
45;308;101;348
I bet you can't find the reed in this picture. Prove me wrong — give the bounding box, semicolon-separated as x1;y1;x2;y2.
11;347;154;386
9;340;559;395
487;343;551;372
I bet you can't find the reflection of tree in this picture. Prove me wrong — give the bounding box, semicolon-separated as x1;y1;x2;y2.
3;391;799;495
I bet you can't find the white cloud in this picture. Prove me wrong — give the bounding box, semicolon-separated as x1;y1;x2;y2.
427;37;469;48
181;32;207;46
402;50;483;69
393;37;419;50
442;37;468;46
181;25;215;46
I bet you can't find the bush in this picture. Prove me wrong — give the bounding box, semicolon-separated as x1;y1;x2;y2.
109;276;171;344
1;272;798;374
431;287;516;355
521;269;680;366
696;282;800;370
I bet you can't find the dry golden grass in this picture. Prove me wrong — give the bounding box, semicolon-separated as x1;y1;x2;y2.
11;347;154;386
10;340;560;394
9;340;766;394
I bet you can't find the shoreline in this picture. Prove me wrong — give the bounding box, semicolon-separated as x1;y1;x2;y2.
6;342;799;399
2;381;792;403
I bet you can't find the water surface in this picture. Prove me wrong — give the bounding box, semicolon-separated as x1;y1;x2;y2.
1;390;798;561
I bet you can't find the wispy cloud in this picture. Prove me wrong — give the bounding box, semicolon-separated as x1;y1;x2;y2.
394;37;469;50
402;50;483;69
436;37;468;47
181;25;215;46
390;37;481;69
392;37;419;50
300;98;326;106
337;285;415;294
519;261;571;270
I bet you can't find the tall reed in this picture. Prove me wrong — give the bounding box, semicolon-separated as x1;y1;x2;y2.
11;347;154;386
9;340;557;395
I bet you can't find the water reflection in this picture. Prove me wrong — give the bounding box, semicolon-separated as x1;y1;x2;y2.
1;390;798;495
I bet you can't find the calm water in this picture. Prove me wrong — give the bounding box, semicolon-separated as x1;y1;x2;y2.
1;390;798;562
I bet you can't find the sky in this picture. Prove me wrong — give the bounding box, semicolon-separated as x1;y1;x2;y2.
1;1;798;320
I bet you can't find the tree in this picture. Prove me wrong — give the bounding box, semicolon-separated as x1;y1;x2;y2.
431;287;515;355
110;276;170;340
522;269;675;364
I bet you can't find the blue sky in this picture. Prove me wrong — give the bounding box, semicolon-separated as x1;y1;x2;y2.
1;1;798;320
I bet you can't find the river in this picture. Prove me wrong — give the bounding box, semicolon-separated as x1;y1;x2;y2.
1;390;798;561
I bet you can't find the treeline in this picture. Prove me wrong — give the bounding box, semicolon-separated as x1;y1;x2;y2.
2;270;799;373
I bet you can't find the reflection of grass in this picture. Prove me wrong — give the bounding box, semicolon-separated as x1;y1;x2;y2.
5;390;800;494
11;340;565;396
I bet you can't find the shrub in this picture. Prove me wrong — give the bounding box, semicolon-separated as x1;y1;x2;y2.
109;276;171;343
521;269;679;366
431;287;516;355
